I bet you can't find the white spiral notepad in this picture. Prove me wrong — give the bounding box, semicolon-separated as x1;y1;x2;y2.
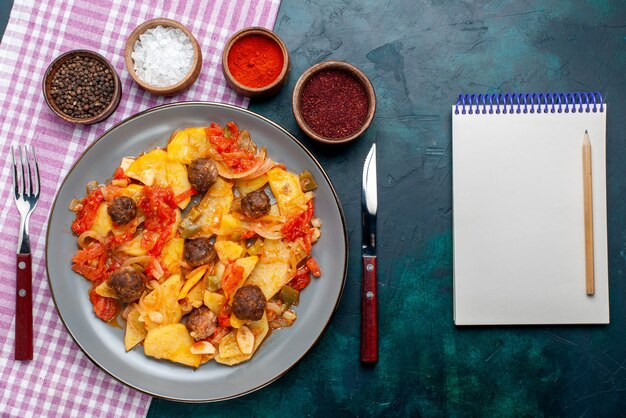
452;92;609;325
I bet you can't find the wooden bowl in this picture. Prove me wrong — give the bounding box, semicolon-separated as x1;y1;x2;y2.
125;18;202;96
222;27;290;99
43;49;122;125
292;61;376;144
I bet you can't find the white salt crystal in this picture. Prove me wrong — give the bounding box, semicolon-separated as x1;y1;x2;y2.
132;25;195;87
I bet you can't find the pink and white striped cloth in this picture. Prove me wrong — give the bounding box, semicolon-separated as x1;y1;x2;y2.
0;0;280;416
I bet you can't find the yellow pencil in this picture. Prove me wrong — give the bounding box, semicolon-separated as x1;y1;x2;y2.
583;130;594;295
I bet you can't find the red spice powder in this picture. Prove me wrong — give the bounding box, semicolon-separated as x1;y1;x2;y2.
227;35;284;88
300;70;369;139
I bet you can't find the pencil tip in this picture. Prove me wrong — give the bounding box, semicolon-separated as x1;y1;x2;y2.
585;130;588;134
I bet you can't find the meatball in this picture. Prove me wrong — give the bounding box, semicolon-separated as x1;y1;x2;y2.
241;190;271;218
232;285;266;321
107;196;137;225
108;266;146;303
188;158;218;192
184;238;217;267
186;306;217;340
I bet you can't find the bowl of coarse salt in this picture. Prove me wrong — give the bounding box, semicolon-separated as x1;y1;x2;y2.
125;18;202;96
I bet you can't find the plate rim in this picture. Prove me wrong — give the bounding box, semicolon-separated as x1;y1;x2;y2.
45;101;348;402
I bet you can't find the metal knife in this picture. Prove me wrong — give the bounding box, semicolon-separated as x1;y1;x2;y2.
361;143;378;363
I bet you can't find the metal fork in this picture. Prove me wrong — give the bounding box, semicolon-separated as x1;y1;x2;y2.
11;145;40;361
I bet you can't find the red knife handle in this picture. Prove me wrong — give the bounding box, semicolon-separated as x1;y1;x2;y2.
361;255;378;363
15;253;33;360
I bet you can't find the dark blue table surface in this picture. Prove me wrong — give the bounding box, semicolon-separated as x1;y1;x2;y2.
2;1;626;416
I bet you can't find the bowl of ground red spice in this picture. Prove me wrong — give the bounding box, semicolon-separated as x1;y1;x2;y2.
222;27;290;98
292;61;376;144
43;50;121;124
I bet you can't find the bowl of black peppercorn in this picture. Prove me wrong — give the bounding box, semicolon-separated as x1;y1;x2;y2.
43;50;121;124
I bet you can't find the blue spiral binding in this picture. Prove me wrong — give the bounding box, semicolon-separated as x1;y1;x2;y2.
454;92;605;115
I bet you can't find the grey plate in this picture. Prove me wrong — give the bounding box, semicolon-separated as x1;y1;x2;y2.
46;102;347;402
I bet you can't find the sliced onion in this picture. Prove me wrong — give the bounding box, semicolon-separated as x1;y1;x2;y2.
205;147;223;162
111;178;128;188
151;259;164;280
248;224;283;239
209;327;230;345
146;279;160;290
179;259;193;271
69;199;83;212
215;149;267;179
100;186;109;201
121;304;135;320
77;230;107;248
239;157;276;180
191;341;216;355
122;255;154;268
256;214;285;223
266;300;283;315
282;309;297;321
269;317;292;330
86;180;99;194
179;298;193;314
148;311;164;324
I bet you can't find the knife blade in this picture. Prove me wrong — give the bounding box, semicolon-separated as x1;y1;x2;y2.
361;143;378;363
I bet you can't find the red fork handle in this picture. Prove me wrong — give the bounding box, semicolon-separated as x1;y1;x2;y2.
361;255;378;363
15;253;33;360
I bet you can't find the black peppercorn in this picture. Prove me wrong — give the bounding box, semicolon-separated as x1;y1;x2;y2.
50;55;114;119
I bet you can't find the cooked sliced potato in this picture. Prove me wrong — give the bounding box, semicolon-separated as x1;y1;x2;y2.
141;275;183;331
116;233;148;257
124;306;147;351
166;161;192;209
111;213;144;238
229;313;246;329
214;214;244;237
124;149;192;209
245;261;291;300
245;239;292;299
117;183;144;202
203;291;225;315
267;167;311;217
144;323;202;367
236;174;268;196
178;265;209;300
119;157;135;172
90;202;113;235
229;256;259;300
125;149;167;186
180;178;234;238
95;280;117;298
167;127;209;164
214;240;244;263
216;331;241;359
268;204;280;217
215;314;269;365
158;237;184;276
186;280;205;308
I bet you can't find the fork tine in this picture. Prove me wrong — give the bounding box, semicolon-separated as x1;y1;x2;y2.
32;146;40;197
19;145;28;197
24;146;33;196
11;145;20;198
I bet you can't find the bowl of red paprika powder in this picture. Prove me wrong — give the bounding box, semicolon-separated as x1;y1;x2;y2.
222;27;290;99
292;61;376;144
